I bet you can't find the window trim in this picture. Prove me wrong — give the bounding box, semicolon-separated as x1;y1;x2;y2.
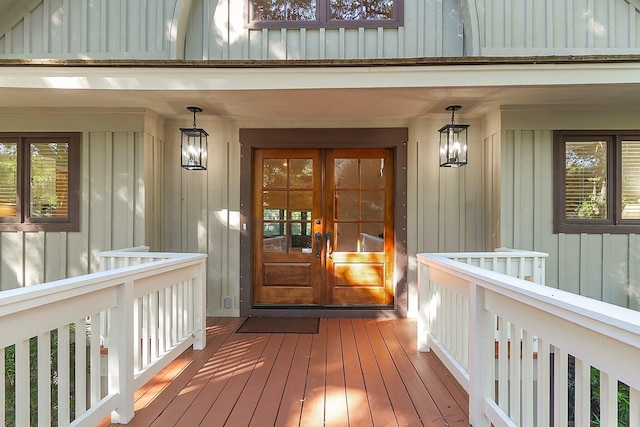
553;130;640;234
0;132;80;232
245;0;404;30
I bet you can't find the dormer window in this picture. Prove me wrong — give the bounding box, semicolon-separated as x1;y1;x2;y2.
247;0;403;29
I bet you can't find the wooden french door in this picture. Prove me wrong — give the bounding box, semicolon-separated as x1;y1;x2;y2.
252;148;394;307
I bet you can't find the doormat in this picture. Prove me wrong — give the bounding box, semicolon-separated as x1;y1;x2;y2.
236;317;319;334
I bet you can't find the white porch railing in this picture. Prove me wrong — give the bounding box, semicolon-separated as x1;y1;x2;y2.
0;249;206;426
418;250;640;427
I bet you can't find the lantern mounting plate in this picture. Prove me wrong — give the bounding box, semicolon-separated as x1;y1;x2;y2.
445;105;461;112
186;106;203;114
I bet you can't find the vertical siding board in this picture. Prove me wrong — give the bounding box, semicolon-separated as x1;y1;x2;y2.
525;0;533;47
89;132;109;268
0;233;22;290
134;132;145;246
545;0;554;47
44;232;67;283
226;136;241;314
62;0;69;53
583;234;603;300
67;131;91;277
434;0;442;56
502;130;515;248
300;28;307;58
24;232;45;286
69;0;82;53
22;11;30;54
520;131;535;249
120;0;127;52
630;234;640;310
607;0;616;47
140;0;147;52
512;131;522;248
100;0;107;52
319;27;326;58
604;234;629;307
42;0;50;53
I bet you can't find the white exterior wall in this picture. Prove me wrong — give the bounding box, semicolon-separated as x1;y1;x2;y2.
0;109;164;290
3;0;640;60
163;115;489;316
501;108;640;310
474;0;640;55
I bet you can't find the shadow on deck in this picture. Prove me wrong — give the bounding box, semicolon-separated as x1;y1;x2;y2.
102;317;470;426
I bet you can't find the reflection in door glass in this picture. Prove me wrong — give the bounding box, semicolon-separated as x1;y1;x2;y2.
334;158;359;188
289;159;313;188
333;157;386;253
262;158;314;253
263;159;287;188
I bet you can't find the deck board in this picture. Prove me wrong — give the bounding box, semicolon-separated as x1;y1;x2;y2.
102;317;471;427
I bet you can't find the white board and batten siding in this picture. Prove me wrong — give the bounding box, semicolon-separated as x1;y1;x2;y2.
473;0;640;55
4;0;640;60
0;109;164;291
0;0;467;60
162;118;242;316
501;108;640;311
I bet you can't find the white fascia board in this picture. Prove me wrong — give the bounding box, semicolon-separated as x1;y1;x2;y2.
0;62;640;91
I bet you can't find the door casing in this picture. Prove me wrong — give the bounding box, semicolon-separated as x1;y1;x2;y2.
239;128;408;318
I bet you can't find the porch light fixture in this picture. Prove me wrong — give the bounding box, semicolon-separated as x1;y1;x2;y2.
180;106;208;170
438;105;469;168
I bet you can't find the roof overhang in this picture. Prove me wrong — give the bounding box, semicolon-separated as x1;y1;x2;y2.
1;57;640;121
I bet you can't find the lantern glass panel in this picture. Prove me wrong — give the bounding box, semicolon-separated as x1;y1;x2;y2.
439;124;468;168
180;128;208;170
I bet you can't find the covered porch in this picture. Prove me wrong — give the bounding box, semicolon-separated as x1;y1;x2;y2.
99;317;469;426
2;247;640;426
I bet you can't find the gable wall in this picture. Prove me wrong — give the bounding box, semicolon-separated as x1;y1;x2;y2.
3;0;640;60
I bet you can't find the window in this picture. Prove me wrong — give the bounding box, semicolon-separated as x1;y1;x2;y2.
554;130;640;233
247;0;403;29
0;133;80;232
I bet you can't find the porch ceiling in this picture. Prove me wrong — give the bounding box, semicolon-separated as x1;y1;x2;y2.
1;62;640;121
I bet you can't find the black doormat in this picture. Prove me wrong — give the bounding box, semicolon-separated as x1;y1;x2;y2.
236;317;319;334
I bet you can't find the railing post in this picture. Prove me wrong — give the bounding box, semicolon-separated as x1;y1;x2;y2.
193;259;207;350
468;281;494;427
109;280;135;424
417;257;430;352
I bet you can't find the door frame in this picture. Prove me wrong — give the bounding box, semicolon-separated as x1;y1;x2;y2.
239;128;408;318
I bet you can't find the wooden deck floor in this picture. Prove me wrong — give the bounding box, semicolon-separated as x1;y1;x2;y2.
102;317;470;427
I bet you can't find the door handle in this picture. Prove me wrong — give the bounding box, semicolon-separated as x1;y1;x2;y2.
314;232;322;258
326;231;333;259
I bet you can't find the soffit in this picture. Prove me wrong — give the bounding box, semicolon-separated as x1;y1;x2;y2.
0;62;640;121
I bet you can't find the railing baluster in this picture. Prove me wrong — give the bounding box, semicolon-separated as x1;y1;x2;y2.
600;372;618;426
537;338;550;426
521;330;534;426
497;317;509;411
133;298;141;371
150;291;159;361
630;387;640;427
37;332;51;426
509;323;521;423
90;312;102;405
574;358;591;426
0;347;4;424
15;339;30;427
58;325;70;426
75;318;87;416
553;347;568;427
142;295;150;368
